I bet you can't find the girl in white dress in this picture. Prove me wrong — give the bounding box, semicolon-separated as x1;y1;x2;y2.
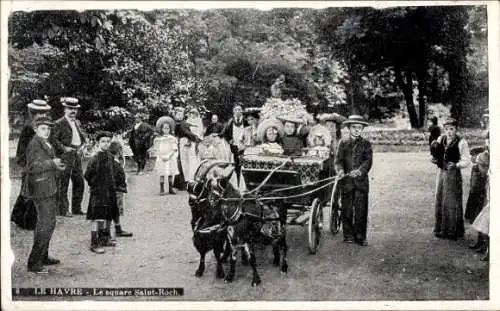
151;117;179;195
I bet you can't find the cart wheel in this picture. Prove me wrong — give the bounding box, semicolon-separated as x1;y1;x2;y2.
328;179;342;235
329;201;341;235
308;198;323;254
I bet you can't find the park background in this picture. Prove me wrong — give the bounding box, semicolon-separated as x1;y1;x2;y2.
6;4;491;302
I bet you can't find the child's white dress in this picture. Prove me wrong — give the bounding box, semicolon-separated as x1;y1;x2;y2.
151;135;179;176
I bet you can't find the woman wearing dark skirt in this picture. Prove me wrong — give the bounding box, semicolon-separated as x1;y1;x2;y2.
430;118;470;240
84;131;119;254
465;132;489;224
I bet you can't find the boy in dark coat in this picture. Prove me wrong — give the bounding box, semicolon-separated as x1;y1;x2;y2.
335;115;373;246
84;131;119;254
23;116;66;274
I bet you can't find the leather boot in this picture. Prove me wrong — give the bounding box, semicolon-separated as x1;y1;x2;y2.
100;229;117;247
115;225;133;237
90;231;105;254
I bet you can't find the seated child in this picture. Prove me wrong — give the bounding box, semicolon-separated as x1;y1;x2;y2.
245;118;284;156
280;116;304;156
306;125;332;158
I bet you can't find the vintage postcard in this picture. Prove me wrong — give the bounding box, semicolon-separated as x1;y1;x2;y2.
1;1;498;310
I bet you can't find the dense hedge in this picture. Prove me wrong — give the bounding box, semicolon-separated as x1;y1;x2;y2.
357;128;486;146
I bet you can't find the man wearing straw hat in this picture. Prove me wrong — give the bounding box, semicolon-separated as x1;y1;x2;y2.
50;97;87;217
24;115;66;273
11;99;52;230
334;115;373;246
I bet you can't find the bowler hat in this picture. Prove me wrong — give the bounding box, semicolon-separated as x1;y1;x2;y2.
27;99;51;111
32;115;54;127
95;131;113;141
342;115;369;127
60;97;80;108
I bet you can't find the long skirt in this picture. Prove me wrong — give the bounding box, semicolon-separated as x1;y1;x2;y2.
472;203;489;235
179;139;200;183
434;167;465;239
464;165;487;223
11;174;37;230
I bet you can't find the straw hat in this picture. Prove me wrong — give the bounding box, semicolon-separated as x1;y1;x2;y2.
32;115;54;127
443;117;458;127
342;115;369;127
278;115;304;125
256;118;284;142
27;99;51;111
244;107;261;119
317;113;346;123
60;97;80;108
155;116;176;133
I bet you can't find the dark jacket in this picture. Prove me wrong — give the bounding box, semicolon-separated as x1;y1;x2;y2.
112;160;127;193
49;116;87;156
175;121;201;143
84;151;117;209
129;122;155;150
205;122;224;136
430;135;461;169
221;118;244;145
282;135;304;156
428;124;441;146
335;137;373;193
16;125;36;168
22;136;59;199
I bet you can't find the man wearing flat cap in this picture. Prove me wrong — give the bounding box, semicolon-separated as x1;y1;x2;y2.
23;115;66;273
335;115;373;246
49;97;87;217
12;99;52;230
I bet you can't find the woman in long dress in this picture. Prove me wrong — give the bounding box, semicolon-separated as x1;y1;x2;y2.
430;118;471;240
180;108;203;182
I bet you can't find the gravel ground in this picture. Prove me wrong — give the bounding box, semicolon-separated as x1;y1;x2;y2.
7;152;488;301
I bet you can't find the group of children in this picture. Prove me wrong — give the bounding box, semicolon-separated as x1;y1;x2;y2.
244;115;334;158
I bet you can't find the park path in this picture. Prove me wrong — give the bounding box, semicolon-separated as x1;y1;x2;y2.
8;153;488;301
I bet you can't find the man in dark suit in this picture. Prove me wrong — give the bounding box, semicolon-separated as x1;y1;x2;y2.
222;104;245;170
23;116;66;274
204;114;224;136
49;97;87;217
11;99;51;230
128;113;154;175
335;115;373;246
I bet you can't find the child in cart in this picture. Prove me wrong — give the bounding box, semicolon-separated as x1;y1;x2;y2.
151;116;179;195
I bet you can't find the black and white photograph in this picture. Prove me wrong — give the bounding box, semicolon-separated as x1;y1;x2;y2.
1;1;498;309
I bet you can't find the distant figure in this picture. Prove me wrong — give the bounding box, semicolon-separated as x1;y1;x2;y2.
128;113;155;175
428;116;441;149
271;74;285;98
205;114;224;136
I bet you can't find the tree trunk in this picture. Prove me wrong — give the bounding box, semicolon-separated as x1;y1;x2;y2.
416;67;427;128
395;67;419;128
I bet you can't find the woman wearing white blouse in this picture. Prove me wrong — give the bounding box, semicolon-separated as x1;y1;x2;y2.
430;118;471;240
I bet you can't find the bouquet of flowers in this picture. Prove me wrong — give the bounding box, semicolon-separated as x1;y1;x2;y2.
260;98;314;124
